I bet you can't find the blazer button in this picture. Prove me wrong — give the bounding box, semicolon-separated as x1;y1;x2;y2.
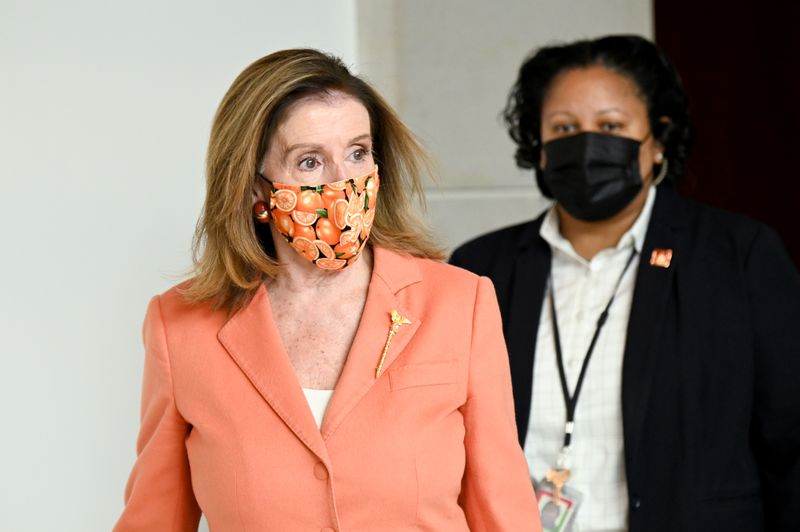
314;462;329;480
631;495;642;510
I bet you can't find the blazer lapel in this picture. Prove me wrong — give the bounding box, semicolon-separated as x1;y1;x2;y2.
321;247;422;440
218;286;330;463
622;187;686;473
505;218;551;446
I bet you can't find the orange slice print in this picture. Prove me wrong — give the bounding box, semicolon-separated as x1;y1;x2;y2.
340;229;359;245
326;180;348;191
347;191;362;216
363;209;375;228
315;240;335;259
292;237;319;262
291;210;318;226
272;189;297;212
334;241;359;259
347;212;364;235
316;258;347;270
332;199;349;230
353;173;367;194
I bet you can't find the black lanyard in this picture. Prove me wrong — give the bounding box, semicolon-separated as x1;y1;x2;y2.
549;246;637;450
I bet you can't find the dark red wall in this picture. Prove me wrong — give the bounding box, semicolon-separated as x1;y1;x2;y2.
654;1;800;268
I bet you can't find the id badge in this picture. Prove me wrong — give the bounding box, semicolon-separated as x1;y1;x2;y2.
534;477;583;532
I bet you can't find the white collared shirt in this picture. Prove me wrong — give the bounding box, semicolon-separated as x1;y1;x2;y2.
524;187;656;532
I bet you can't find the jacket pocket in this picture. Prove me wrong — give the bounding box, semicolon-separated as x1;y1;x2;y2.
389;360;458;391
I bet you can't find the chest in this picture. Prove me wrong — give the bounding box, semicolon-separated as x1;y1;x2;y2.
269;288;366;388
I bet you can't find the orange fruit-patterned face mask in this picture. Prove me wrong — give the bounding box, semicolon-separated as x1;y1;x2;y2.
267;165;380;271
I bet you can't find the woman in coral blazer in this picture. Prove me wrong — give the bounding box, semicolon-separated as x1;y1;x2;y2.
114;49;540;531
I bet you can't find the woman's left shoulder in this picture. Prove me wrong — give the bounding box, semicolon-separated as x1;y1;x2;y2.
664;191;784;260
411;253;486;288
376;247;489;299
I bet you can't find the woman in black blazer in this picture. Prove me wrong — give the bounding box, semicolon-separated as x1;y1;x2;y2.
450;35;800;532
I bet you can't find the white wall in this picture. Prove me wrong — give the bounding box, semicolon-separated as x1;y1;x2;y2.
0;1;355;530
358;0;653;250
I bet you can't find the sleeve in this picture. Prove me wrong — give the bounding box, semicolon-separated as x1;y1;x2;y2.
747;226;800;531
114;296;202;532
458;276;542;531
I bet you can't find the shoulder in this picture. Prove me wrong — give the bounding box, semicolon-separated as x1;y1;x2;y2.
687;197;762;238
145;280;227;338
398;257;505;354
449;216;545;274
415;254;484;288
378;249;497;311
380;248;486;290
662;190;780;262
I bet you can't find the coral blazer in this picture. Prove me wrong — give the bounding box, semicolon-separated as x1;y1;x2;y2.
114;247;540;531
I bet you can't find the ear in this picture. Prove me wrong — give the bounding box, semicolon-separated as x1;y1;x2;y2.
252;175;270;205
654;115;672;151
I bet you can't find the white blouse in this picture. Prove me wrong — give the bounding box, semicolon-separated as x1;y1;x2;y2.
302;388;334;429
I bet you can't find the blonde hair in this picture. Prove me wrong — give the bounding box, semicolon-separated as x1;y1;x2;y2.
184;49;444;311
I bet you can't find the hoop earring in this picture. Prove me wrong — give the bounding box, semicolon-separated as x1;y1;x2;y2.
652;157;669;187
253;201;271;223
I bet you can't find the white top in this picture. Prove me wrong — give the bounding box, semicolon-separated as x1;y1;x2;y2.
302;388;334;429
525;187;656;532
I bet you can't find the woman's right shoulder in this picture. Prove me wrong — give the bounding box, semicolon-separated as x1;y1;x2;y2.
144;279;227;332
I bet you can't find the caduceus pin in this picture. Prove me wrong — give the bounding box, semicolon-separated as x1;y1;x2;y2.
375;309;411;378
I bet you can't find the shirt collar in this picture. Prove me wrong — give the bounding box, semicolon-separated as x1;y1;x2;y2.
540;185;657;264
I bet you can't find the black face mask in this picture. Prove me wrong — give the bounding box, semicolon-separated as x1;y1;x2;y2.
541;132;645;222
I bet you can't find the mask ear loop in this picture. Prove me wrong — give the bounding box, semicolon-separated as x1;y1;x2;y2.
652;156;669;186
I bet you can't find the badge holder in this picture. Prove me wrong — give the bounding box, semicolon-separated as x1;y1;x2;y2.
534;447;583;532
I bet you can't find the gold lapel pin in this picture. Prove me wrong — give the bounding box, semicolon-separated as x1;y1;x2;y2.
649;248;673;268
375;309;411;378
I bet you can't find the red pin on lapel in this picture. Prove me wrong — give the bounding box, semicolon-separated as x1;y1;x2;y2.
649;248;673;268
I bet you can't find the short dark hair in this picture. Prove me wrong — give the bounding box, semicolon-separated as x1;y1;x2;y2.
503;35;693;197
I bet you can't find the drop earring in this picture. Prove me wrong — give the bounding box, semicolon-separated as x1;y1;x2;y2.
253;201;270;223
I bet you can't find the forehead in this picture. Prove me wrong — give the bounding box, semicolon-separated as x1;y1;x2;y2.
542;66;646;115
275;92;371;140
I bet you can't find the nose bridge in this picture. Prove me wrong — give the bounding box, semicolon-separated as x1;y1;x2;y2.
327;159;349;182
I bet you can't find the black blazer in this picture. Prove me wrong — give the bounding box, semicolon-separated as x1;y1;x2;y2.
450;187;800;532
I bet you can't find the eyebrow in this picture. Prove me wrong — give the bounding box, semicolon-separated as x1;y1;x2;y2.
282;134;372;159
596;107;629;116
543;108;630;121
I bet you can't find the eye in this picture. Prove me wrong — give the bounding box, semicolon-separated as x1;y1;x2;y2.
600;121;625;133
299;156;321;170
350;147;372;162
553;123;577;135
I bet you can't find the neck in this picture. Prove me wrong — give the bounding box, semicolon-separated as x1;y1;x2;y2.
557;185;650;260
268;225;373;292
